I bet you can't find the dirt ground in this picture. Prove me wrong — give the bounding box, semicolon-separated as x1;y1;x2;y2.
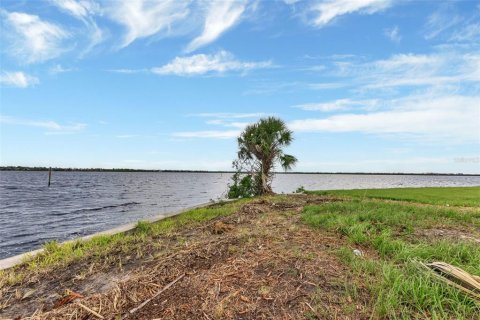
1;195;372;320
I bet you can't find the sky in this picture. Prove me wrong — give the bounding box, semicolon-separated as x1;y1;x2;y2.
0;0;479;173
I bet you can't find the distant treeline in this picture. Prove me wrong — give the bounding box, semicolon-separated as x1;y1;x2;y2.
0;166;478;176
0;166;231;173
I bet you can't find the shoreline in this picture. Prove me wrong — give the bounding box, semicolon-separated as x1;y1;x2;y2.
0;200;219;270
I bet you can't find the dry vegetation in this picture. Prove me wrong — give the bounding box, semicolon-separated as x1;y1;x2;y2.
2;195;370;319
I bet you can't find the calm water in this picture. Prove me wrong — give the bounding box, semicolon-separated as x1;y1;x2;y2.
0;171;479;259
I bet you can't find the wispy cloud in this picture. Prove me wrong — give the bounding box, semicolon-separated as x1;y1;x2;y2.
186;1;247;52
151;50;272;76
116;134;139;139
290;95;480;143
173;112;264;139
449;23;480;43
384;26;401;43
0;71;39;88
49;64;76;75
293;99;379;112
0;115;86;132
173;130;240;139
107;68;147;74
191;112;265;119
325;52;480;90
1;10;69;63
106;0;190;48
46;1;250;53
50;0;100;19
306;0;394;27
50;0;104;54
423;5;462;40
244;80;346;95
205;119;250;129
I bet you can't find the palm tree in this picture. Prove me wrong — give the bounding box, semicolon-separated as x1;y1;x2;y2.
237;117;297;195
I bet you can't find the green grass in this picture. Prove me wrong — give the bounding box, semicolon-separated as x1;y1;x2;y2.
1;199;248;287
307;186;480;207
303;200;480;319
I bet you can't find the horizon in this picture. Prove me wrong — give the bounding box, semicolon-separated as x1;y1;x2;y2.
1;165;479;176
1;0;479;174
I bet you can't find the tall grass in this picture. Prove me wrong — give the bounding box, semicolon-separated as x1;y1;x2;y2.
307;186;480;207
303;200;480;318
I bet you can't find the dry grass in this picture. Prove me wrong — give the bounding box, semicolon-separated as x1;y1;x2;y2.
1;195;368;320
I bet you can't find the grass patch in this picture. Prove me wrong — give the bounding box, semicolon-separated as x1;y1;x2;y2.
307;186;480;207
303;200;480;319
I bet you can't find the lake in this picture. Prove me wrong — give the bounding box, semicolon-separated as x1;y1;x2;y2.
0;171;479;259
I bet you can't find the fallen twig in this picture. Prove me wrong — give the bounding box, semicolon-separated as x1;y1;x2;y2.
304;301;320;319
76;302;104;319
122;273;186;319
54;291;84;309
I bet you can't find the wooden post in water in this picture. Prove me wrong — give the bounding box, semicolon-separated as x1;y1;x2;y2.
48;167;52;187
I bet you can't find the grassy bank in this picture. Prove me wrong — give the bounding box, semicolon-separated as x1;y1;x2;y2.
1;187;479;319
308;186;480;206
303;200;480;318
0;199;247;285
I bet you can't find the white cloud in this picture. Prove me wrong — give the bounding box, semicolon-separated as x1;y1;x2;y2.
371;53;480;88
49;64;76;74
205;119;250;129
384;26;401;43
50;0;100;19
2;10;69;63
449;23;480;43
308;0;394;27
186;1;247;52
107;68;147;74
50;0;104;55
0;71;39;88
173;112;264;139
373;53;440;70
116;134;139;139
423;6;462;40
289;95;480;143
106;0;190;48
192;112;265;119
294;99;379;112
151;50;272;76
329;52;480;89
0;115;86;132
296;156;476;174
307;82;347;90
173;130;240;139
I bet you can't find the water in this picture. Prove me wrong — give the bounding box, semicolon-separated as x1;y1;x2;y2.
0;171;479;259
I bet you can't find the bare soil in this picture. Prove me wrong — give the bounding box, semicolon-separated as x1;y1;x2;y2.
414;228;480;244
1;195;372;320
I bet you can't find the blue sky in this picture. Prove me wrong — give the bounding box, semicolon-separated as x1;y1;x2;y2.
0;0;479;173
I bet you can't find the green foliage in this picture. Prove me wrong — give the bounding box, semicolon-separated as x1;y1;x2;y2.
230;116;297;195
135;220;154;234
227;172;256;199
307;186;480;207
294;185;306;194
303;200;480;318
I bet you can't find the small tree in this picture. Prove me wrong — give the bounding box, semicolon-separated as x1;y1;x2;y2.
227;117;297;198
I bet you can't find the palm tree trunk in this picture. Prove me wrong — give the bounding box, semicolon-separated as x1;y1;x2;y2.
260;161;273;195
